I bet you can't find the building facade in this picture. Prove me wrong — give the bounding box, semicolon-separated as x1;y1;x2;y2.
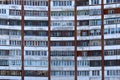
0;0;120;80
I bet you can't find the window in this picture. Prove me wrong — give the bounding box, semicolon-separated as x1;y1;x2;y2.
51;71;74;76
0;60;9;66
9;30;21;35
0;9;6;14
9;50;21;56
89;9;101;15
51;31;74;37
90;40;101;46
24;60;48;66
78;71;89;76
107;70;120;76
82;51;87;56
81;41;88;46
10;40;21;46
51;21;74;27
108;10;114;14
89;19;101;26
10;60;21;66
0;70;47;76
77;10;89;15
92;70;100;76
90;60;101;67
106;0;117;3
8;0;48;6
77;60;90;66
91;0;99;5
25;41;47;47
0;40;7;45
24;31;47;36
0;70;21;76
53;1;72;6
25;50;47;56
0;20;7;25
51;41;74;46
76;0;89;6
110;28;116;34
105;18;116;24
90;51;101;56
0;50;9;56
50;51;74;56
25;21;48;26
51;60;74;66
51;11;74;16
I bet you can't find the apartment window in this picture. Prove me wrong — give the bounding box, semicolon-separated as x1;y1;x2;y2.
90;51;101;56
117;28;120;33
0;40;7;45
9;20;21;25
105;18;116;24
89;9;101;15
105;39;120;45
78;71;89;76
0;70;47;76
51;71;74;76
24;31;47;36
92;70;100;76
51;31;74;37
53;1;72;6
107;70;120;76
25;41;47;47
104;29;108;34
51;60;74;66
104;60;120;66
82;51;87;56
10;40;47;47
90;40;100;46
9;0;48;6
25;11;47;17
50;51;74;56
76;0;89;6
51;11;74;16
51;21;74;26
10;40;21;46
108;10;114;14
0;60;9;66
89;19;101;26
0;20;7;25
77;60;90;66
90;60;101;67
25;50;47;56
78;20;89;26
10;60;21;66
9;10;21;16
9;50;21;56
106;0;117;3
24;60;48;66
110;28;116;34
81;41;88;46
91;0;99;5
0;50;9;56
51;41;74;46
24;21;48;26
105;50;114;55
0;9;6;14
25;70;48;76
81;32;88;36
77;10;89;15
0;70;21;76
9;30;21;35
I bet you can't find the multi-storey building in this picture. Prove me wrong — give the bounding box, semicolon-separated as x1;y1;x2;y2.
0;0;120;80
